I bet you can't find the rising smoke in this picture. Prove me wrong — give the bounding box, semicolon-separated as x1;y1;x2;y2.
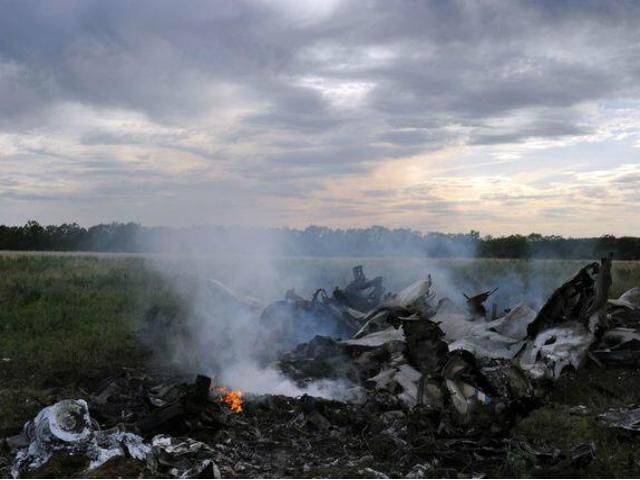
139;228;572;398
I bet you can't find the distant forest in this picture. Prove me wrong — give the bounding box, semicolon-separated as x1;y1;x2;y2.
1;221;639;259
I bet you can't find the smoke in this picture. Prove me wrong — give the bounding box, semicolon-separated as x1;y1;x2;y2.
138;227;581;398
140;230;366;400
220;363;360;400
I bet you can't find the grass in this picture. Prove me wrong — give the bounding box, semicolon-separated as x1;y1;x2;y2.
510;366;640;478
0;254;188;433
1;253;640;476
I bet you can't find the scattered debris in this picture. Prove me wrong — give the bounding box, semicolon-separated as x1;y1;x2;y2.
570;441;596;468
518;321;595;381
149;435;221;479
516;255;613;380
527;254;613;338
608;287;640;321
335;265;385;312
464;287;498;319
7;256;640;478
359;466;390;478
598;407;640;432
10;399;151;478
568;404;591;416
591;327;640;366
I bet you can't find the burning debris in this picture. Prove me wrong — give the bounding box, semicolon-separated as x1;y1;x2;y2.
5;257;640;478
213;387;244;414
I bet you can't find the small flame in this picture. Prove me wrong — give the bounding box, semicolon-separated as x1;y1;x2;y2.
215;386;244;413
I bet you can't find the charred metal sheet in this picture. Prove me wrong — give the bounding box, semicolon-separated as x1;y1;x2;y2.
591;327;640;367
528;254;613;337
333;265;384;312
402;318;448;373
516;256;612;380
518;322;593;380
609;287;640;310
598;407;640;432
607;287;640;327
463;288;498;319
441;350;498;426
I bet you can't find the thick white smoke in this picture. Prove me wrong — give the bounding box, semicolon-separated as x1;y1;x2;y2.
141;232;366;399
139;229;576;398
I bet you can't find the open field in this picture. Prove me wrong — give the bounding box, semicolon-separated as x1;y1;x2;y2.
1;254;640;477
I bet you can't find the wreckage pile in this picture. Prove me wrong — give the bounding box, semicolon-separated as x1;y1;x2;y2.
275;258;617;413
4;257;640;478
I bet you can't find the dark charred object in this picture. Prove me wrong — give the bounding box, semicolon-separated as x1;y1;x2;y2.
528;254;613;337
463;288;498;319
333;265;385;312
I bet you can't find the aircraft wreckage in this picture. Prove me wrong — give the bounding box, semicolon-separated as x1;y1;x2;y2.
6;254;640;478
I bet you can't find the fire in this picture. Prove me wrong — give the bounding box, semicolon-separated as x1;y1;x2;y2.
214;386;244;413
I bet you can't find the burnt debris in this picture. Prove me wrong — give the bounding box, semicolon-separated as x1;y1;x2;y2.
5;256;640;478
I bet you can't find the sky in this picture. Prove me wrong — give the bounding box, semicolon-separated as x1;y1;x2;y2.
0;0;639;236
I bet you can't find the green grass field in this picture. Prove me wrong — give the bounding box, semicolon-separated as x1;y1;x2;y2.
1;253;640;476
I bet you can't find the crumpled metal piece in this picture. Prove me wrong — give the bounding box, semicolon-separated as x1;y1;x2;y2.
405;463;436;478
515;256;612;381
608;287;640;311
598;407;640;432
90;429;151;470
517;322;593;380
358;467;389;478
11;399;220;479
570;441;596;468
367;364;424;408
149;435;221;479
353;277;437;339
11;399;150;478
527;255;612;338
463;287;498;319
591;327;640;366
446;303;537;361
342;326;405;347
384;278;435;314
607;287;640;328
441;350;497;425
339;265;385;312
12;399;93;476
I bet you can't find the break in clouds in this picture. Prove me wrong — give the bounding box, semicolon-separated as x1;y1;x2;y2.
1;0;640;235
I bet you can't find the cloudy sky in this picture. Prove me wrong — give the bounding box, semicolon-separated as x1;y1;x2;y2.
0;0;639;236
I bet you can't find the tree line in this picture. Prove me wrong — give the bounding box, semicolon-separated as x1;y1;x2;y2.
0;221;639;259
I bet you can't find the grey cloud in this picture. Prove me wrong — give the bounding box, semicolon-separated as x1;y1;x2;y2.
1;0;640;227
79;132;144;146
377;129;445;146
3;0;639;138
468;114;592;145
612;173;640;185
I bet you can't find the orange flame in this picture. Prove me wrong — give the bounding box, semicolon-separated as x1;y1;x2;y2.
215;386;244;413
